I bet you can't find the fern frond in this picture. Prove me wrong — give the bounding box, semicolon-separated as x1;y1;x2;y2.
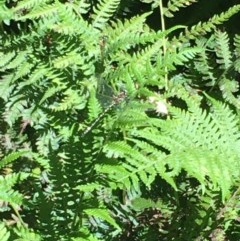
50;88;87;112
106;12;152;53
117;25;184;63
110;25;187;85
87;90;103;121
214;30;232;69
1;0;239;238
31;153;50;170
49;3;85;35
206;94;240;147
164;0;197;18
0;172;29;189
13;226;41;241
39;85;65;105
73;0;91;15
3;94;27;127
0;52;15;69
100;96;240;200
101;140;176;190
13;0;49;12
36;130;61;156
163;47;202;70
52;50;94;75
0;152;27;169
2;51;28;70
234;58;240;73
192;38;217;82
13;62;34;82
172;5;240;44
72;228;103;241
234;34;240;58
15;3;59;21
219;78;240;108
75;183;103;192
0;223;10;241
84;208;121;231
0;173;29;206
0;73;15;101
61;13;98;46
0;189;23;207
114;101;150;128
53;51;83;68
0;4;12;25
18;65;49;88
92;0;121;30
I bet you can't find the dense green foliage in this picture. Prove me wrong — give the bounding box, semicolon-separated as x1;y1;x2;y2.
0;0;240;240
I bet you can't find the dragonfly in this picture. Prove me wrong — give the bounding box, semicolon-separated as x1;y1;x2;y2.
81;90;127;138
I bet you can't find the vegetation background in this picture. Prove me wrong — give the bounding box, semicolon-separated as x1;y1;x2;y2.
0;0;240;240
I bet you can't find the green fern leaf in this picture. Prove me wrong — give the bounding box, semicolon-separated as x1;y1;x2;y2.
4;95;27;126
100;93;240;200
13;0;49;12
0;52;15;69
0;173;29;206
103;140;176;190
87;90;103;121
234;34;240;57
50;88;87;112
214;30;232;69
193;38;217;82
172;5;240;44
164;47;202;69
0;74;15;101
106;12;152;53
219;78;240;108
0;152;27;169
13;62;34;81
50;3;80;35
0;5;13;25
74;183;102;192
164;0;197;18
52;51;94;75
39;86;63;105
5;51;28;70
15;3;59;20
13;226;41;241
53;51;83;68
84;208;121;231
36;130;61;156
18;65;49;88
75;0;91;14
0;223;10;241
92;0;121;30
72;228;103;241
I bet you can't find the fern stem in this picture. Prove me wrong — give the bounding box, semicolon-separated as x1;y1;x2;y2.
159;0;168;90
11;204;27;228
159;0;166;46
